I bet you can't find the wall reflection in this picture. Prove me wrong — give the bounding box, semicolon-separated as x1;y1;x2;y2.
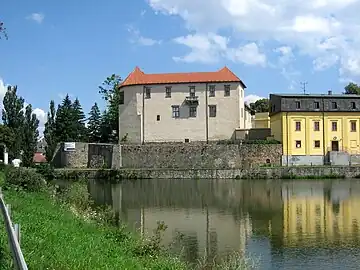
87;178;360;264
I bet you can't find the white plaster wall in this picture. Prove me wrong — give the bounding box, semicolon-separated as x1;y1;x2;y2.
120;82;244;142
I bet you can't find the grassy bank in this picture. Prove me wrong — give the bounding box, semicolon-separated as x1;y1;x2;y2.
0;170;186;270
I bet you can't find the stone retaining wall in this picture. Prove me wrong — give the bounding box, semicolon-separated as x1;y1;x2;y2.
54;166;360;180
121;143;282;169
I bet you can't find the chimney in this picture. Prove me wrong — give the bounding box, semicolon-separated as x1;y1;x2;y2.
328;90;332;95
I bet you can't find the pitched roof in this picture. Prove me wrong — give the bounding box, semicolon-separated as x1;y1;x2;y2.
119;66;246;89
33;152;46;163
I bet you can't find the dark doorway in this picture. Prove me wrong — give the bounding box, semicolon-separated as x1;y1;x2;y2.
331;141;339;151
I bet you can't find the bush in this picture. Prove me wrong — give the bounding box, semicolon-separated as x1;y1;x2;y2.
35;163;56;180
4;167;47;192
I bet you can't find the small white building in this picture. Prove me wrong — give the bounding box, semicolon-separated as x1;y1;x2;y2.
119;67;248;143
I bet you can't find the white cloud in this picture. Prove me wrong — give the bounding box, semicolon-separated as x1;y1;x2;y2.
26;13;45;24
127;25;161;46
244;94;266;104
0;78;8;103
147;0;360;79
173;33;266;66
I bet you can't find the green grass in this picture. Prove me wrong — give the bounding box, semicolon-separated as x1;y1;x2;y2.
0;190;186;270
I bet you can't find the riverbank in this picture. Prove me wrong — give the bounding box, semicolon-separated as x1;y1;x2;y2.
53;165;360;180
0;171;187;269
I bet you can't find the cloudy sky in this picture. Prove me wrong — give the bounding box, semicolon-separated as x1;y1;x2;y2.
1;0;360;131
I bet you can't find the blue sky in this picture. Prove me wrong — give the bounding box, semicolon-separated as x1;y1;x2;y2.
1;0;360;129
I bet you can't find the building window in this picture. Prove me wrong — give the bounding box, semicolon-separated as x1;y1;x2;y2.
351;121;357;132
332;121;338;131
295;140;302;148
314;121;320;131
314;101;320;109
165;86;171;98
241;108;244;118
189;106;197;117
157;115;160;121
119;91;124;104
145;87;151;99
189;86;196;97
209;105;216;117
314;140;321;148
332;102;338;109
224;85;230;96
209;85;215;97
295;121;301;131
351;102;356;109
172;105;180;118
295;101;301;109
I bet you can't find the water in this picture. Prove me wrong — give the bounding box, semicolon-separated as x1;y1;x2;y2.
87;178;360;269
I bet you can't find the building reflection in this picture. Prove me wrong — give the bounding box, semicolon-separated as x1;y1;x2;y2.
282;181;360;247
86;177;360;265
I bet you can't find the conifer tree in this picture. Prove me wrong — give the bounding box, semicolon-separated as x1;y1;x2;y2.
87;102;102;143
44;100;57;161
22;104;39;167
53;94;77;142
72;98;87;141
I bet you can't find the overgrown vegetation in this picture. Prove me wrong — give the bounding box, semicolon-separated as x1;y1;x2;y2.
217;139;280;145
0;168;258;269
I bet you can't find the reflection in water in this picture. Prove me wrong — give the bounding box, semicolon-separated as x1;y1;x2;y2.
88;179;360;269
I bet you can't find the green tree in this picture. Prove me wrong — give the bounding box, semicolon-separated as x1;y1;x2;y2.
44;100;57;161
99;110;114;143
22;104;39;167
72;98;87;141
87;102;102;143
98;74;122;143
249;98;269;113
0;124;15;155
344;82;360;95
54;94;77;142
2;85;25;159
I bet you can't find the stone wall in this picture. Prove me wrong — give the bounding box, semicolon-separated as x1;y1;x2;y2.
121;143;282;169
52;142;119;169
53;165;360;180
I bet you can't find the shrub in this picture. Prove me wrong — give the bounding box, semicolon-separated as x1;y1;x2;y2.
4;167;46;192
35;163;56;180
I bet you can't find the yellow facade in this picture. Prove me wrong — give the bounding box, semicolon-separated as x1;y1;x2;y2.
283;194;360;247
254;112;270;129
270;112;360;156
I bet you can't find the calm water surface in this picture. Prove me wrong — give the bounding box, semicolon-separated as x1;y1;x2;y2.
88;178;360;269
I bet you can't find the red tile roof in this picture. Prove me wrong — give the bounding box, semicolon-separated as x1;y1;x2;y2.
33;152;46;163
119;66;246;89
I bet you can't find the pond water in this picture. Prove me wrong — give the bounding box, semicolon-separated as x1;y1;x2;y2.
87;178;360;269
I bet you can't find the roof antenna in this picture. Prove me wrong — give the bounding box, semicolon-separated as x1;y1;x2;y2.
300;81;308;94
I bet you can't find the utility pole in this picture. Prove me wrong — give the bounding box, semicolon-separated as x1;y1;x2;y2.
300;81;308;94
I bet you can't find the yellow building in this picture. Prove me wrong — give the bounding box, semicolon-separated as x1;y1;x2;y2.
269;93;360;166
254;112;270;128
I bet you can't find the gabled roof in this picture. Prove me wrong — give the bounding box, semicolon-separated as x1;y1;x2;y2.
119;66;246;89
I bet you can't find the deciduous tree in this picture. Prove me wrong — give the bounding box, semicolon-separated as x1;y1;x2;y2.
22;104;39;167
2;85;25;159
249;98;269;113
344;82;360;95
98;74;122;143
87;102;102;143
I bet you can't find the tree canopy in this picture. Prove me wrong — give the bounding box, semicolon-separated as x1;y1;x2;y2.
344;82;360;95
87;103;102;143
98;74;122;143
22;104;39;167
249;98;269;113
